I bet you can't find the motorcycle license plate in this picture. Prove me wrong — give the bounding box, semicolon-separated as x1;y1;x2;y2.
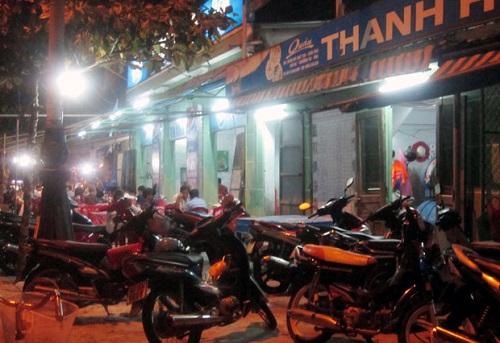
127;280;148;304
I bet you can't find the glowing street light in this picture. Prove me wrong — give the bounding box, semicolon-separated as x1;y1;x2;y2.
57;70;87;98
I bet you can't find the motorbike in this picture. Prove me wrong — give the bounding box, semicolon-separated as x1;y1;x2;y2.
399;208;500;343
139;194;277;343
0;199;110;276
12;202;198;314
285;201;443;343
163;202;250;242
248;178;409;294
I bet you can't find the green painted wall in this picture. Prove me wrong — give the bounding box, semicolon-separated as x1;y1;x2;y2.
245;115;266;216
202;115;218;207
162;122;177;201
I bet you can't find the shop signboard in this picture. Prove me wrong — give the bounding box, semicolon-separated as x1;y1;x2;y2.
227;0;500;97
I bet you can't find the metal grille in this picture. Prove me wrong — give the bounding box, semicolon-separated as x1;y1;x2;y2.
482;85;500;239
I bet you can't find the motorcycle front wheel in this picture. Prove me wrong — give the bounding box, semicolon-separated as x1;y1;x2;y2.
399;302;476;343
286;283;334;343
142;288;202;343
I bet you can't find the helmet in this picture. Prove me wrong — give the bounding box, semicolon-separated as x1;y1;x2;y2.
436;208;461;231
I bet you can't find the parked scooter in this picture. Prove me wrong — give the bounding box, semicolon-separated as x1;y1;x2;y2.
140;195;277;343
249;178;409;294
13;202;186;313
285;202;443;343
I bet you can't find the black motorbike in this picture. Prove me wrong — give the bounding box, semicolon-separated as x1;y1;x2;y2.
139;195;277;343
285;202;443;343
398;208;500;343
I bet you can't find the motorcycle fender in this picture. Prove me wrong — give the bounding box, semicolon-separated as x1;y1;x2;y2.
391;285;424;325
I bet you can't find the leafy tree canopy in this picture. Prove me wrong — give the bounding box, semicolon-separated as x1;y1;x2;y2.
0;0;234;117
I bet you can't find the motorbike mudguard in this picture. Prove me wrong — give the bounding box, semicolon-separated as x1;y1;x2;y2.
389;284;425;330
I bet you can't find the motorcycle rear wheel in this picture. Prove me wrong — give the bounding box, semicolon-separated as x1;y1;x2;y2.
399;302;476;343
142;288;202;343
286;283;334;343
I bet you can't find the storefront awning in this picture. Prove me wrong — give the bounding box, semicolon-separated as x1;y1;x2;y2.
163;65;227;98
431;50;500;81
230;45;434;110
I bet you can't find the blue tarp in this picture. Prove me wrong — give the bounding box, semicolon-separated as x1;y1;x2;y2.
236;215;333;233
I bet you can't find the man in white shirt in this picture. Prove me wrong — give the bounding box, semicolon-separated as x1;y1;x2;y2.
186;189;208;213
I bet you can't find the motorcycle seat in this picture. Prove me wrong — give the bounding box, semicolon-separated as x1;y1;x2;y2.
147;252;204;267
303;244;377;266
37;239;109;266
362;239;400;253
142;252;204;276
73;223;107;233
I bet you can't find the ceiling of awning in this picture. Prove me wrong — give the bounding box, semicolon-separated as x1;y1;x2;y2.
430;50;500;81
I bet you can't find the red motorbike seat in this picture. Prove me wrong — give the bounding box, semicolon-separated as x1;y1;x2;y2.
303;244;377;266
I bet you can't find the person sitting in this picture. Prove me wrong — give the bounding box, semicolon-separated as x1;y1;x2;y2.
186;189;208;213
141;187;155;210
173;184;190;211
85;185;100;205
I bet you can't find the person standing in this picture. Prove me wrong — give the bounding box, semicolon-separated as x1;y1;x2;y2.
136;185;146;207
218;178;228;201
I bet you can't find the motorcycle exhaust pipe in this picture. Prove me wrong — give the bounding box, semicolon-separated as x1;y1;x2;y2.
432;326;480;343
287;308;338;329
169;314;228;327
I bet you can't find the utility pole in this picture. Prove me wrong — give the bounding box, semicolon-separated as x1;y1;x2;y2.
36;0;74;239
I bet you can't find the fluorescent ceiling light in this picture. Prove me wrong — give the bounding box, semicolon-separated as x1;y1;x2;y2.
379;62;438;93
255;104;287;122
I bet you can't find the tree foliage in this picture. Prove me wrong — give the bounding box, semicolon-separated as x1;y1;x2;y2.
0;0;234;106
